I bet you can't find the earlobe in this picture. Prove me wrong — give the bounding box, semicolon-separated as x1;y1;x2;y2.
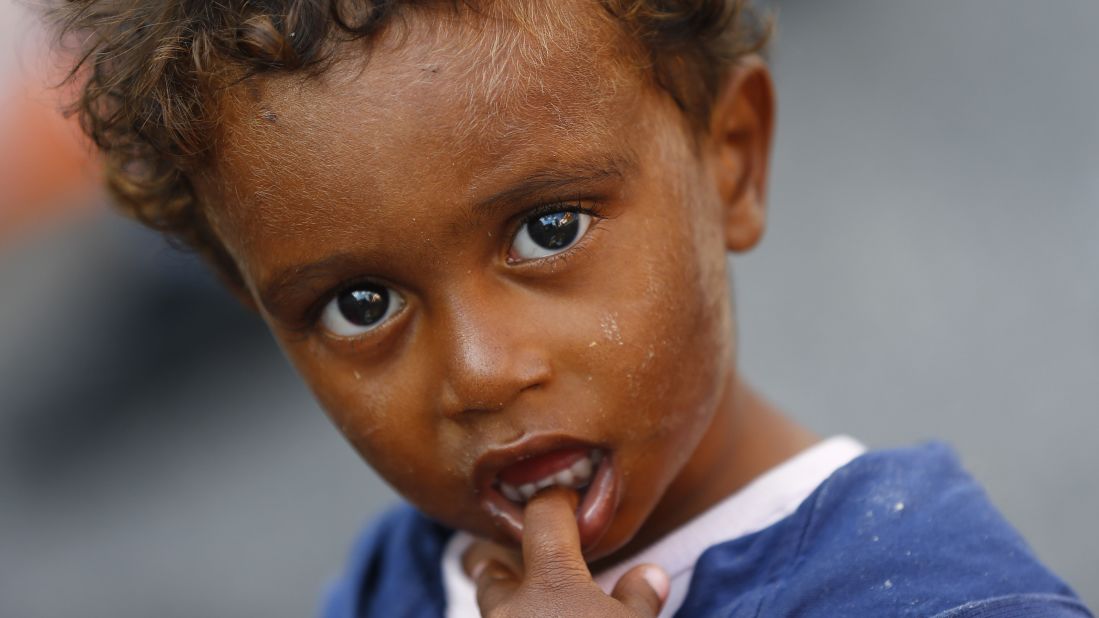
708;55;775;253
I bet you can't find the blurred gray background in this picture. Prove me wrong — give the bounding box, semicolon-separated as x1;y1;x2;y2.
1;1;1095;616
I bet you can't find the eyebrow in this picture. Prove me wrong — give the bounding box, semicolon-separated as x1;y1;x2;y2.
257;151;638;315
258;252;367;317
468;152;637;218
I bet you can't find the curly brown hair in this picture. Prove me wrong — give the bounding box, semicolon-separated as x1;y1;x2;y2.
49;0;770;284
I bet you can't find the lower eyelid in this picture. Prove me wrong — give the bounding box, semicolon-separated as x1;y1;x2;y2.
510;218;604;269
318;304;411;355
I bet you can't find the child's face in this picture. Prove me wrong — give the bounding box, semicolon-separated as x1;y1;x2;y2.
204;2;767;561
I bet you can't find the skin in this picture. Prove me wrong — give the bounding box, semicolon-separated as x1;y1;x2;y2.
201;1;816;613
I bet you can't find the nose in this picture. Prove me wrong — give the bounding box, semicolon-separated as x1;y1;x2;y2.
434;287;553;419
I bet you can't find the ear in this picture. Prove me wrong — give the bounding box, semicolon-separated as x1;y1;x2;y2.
706;55;775;253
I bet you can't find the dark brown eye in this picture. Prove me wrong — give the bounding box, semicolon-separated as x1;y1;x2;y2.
530;212;579;249
511;211;592;261
339;287;388;325
321;283;404;337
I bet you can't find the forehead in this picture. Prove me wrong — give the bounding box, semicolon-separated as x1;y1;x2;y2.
208;0;656;274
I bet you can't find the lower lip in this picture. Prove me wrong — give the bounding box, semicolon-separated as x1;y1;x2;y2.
482;451;619;555
575;451;618;549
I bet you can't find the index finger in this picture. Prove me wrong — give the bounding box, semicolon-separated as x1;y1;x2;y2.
521;487;590;584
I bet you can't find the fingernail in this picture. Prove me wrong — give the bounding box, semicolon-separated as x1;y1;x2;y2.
642;566;669;601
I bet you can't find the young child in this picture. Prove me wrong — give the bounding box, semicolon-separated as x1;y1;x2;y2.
49;0;1090;616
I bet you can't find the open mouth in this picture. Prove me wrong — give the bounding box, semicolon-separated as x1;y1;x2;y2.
495;448;603;503
477;441;619;552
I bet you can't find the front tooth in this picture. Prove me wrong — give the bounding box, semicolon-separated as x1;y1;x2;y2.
519;483;537;499
535;477;555;491
569;457;592;481
500;483;522;502
555;469;575;487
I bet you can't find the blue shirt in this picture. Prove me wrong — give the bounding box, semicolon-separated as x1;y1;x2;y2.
322;443;1091;617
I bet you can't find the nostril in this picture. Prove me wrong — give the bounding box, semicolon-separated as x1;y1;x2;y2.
463;400;507;415
438;386;517;419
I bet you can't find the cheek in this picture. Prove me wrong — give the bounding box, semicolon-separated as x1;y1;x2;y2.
616;249;729;441
578;229;731;552
280;341;463;507
605;194;731;414
617;141;730;364
586;180;734;514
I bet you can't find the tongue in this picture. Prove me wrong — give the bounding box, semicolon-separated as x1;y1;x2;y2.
498;447;590;486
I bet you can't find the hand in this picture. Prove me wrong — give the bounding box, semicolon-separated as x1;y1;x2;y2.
462;487;669;617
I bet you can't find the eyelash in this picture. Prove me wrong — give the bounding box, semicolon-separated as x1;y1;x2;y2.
518;200;605;227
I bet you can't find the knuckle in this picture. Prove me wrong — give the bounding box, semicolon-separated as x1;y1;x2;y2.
529;555;589;590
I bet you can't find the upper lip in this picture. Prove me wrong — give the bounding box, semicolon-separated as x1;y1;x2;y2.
473;433;602;496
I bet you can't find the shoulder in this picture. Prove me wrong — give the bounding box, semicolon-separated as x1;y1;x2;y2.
677;443;1091;617
929;594;1092;618
321;503;453;618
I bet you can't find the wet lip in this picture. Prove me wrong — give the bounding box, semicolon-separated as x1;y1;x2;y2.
474;434;619;554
